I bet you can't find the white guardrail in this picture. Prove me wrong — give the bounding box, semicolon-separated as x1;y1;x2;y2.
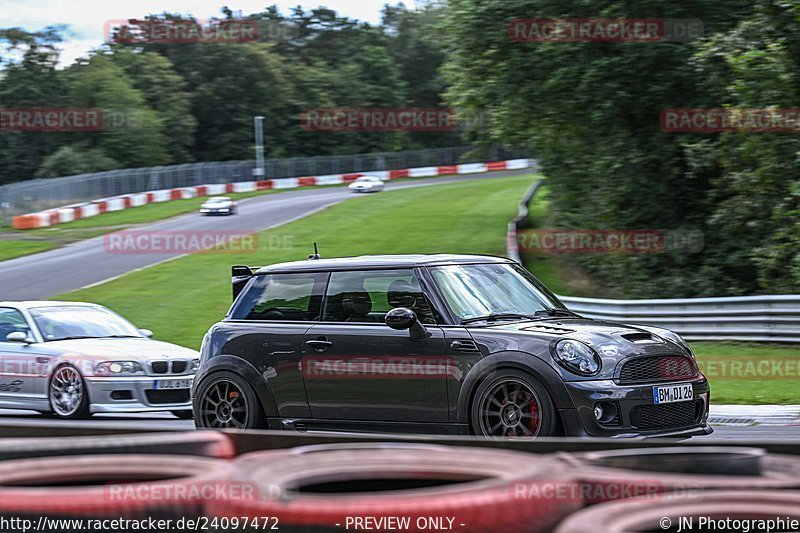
508;179;800;343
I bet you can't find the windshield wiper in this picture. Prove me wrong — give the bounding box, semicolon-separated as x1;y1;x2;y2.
49;335;98;341
460;313;536;325
534;308;581;318
99;334;141;338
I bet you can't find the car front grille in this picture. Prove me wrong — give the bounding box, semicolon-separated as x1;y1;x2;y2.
631;401;701;431
145;389;190;405
150;360;190;375
619;355;697;384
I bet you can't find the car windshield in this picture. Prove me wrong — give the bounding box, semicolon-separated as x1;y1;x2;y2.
29;306;142;341
430;263;566;322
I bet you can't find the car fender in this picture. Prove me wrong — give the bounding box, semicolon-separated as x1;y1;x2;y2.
456;350;577;424
192;355;278;417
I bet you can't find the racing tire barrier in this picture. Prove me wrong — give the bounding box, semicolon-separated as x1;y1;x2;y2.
0;430;234;461
0;454;232;528
209;442;580;533
555;490;800;533
560;446;800;503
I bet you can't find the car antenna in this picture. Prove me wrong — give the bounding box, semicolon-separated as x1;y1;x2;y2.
308;242;321;260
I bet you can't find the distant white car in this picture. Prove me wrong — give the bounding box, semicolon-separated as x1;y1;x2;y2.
0;302;199;419
348;176;385;193
200;196;237;215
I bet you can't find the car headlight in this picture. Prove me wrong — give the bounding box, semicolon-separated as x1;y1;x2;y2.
553;339;601;375
95;361;144;376
191;358;200;372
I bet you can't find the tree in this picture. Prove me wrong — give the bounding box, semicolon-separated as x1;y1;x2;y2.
111;49;197;163
443;0;754;297
68;54;170;168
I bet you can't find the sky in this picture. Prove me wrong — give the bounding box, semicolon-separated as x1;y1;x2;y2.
1;0;411;65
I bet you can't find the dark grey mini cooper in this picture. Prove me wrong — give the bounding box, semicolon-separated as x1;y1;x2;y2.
192;254;711;439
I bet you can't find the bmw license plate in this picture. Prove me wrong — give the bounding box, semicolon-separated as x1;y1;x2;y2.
653;383;693;404
153;379;191;390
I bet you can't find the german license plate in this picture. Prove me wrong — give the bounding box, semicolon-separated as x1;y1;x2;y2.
653;383;693;405
153;379;191;390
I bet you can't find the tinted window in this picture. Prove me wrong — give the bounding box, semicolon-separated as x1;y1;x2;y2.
0;308;30;340
231;273;326;321
322;269;437;324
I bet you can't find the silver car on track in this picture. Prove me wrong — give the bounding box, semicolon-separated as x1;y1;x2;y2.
0;301;198;419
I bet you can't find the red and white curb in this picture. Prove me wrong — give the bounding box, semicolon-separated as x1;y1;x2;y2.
12;159;532;230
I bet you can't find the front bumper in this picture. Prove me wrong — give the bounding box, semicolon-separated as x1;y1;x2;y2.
200;208;231;215
559;375;711;438
85;376;193;414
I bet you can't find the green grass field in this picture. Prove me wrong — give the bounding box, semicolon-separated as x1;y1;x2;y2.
691;342;800;404
55;174;800;404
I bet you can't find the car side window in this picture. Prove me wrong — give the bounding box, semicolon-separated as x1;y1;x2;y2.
0;308;31;341
230;273;326;321
322;270;437;324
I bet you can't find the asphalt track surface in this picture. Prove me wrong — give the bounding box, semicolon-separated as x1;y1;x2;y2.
1;168;798;440
0;169;531;300
0;409;797;440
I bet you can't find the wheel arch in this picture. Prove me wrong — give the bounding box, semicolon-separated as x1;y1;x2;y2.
192;355;279;418
456;351;576;426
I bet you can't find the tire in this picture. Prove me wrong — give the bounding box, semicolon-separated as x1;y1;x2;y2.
193;371;266;430
556;490;800;533
0;431;234;461
560;446;800;503
0;454;232;524
470;369;558;438
209;444;580;533
172;410;195;420
48;364;90;419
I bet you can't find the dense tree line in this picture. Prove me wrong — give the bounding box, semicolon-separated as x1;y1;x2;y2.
0;5;453;184
445;0;800;297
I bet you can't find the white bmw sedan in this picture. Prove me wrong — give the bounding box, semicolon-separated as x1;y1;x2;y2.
348;176;385;193
0;302;198;419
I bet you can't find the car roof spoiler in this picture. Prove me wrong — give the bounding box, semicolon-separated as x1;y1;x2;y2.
232;265;259;301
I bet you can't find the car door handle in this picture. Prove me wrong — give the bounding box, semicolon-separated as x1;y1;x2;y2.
306;338;333;352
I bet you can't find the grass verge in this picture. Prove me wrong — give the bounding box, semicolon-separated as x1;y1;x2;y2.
692;342;800;404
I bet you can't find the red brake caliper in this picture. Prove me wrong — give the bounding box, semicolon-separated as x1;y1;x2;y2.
528;397;540;433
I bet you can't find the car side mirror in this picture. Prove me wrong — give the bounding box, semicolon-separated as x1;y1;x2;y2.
138;329;153;338
6;331;33;344
385;308;430;340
